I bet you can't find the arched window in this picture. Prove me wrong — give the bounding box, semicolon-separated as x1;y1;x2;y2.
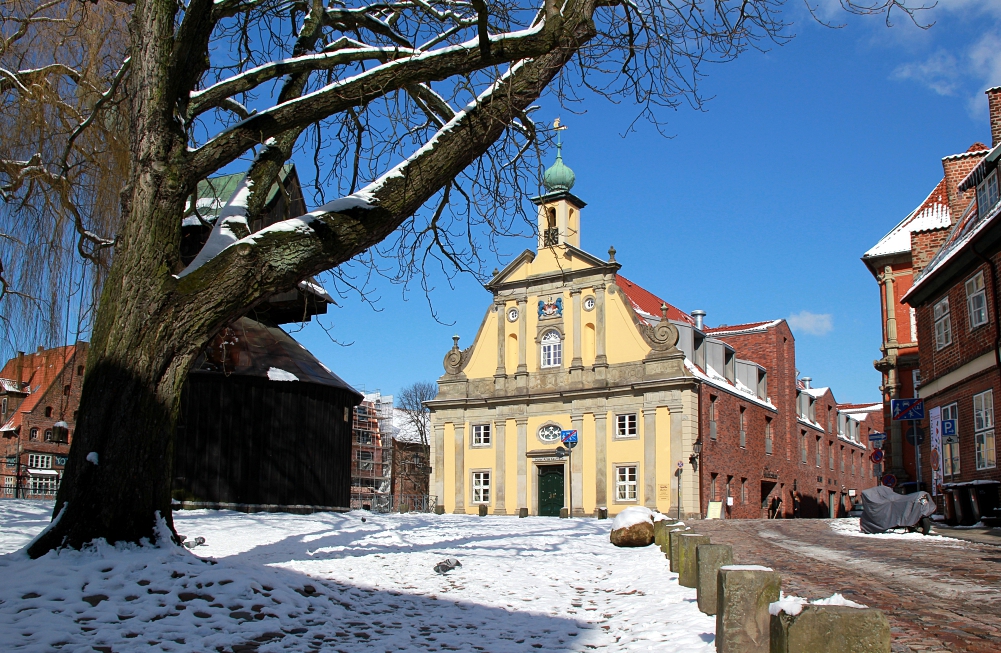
29;428;39;441
540;330;562;368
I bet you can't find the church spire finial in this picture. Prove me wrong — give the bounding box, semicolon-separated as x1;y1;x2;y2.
543;118;575;193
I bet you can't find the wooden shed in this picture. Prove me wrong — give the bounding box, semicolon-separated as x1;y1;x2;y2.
173;317;362;511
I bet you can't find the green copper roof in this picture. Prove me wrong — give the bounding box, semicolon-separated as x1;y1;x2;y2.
543;144;575;193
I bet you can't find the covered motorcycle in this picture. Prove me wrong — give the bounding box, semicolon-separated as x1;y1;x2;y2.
859;485;936;534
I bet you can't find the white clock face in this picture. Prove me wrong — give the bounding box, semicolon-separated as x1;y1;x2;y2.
507;308;519;322
583;296;595;311
539;424;562;442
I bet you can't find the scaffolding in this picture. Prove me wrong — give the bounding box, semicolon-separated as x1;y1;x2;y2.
350;392;394;510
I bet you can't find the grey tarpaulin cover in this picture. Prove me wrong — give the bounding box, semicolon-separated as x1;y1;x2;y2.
860;486;936;534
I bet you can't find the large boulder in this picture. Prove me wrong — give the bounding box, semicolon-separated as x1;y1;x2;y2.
610;506;661;547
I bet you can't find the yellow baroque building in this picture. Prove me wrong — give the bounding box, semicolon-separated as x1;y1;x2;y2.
427;145;702;518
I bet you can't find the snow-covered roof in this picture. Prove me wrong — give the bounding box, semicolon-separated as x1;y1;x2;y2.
838;402;881;415
685;360;775;411
905;193;1000;301
800;386;830;399
0;378;24;394
704;320;783;337
863;179;951;260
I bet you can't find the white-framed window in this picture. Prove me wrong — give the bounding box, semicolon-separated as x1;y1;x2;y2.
27;454;52;469
28;428;38;441
967;272;989;329
974;390;996;470
472;423;492;446
540;330;562;368
977;170;1000;218
29;475;57;496
357;450;374;471
3;476;14;496
472;471;491;503
934;297;952;350
942;402;960;476
615;414;638;438
615;465;637;501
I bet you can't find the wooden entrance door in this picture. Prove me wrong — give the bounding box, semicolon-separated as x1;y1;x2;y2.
538;465;565;516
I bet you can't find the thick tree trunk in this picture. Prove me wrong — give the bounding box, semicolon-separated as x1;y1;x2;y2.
28;0;199;556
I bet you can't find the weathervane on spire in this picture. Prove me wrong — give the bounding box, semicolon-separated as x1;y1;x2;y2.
553;117;567;146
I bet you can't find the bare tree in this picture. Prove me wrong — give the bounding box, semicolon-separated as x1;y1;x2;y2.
0;0;927;556
0;1;129;356
397;380;436;447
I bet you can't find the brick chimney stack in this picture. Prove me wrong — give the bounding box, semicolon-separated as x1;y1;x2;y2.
988;86;1001;148
942;144;989;224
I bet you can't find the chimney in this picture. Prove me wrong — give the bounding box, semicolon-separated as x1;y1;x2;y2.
692;310;706;330
942;144;988;224
802;377;812;389
988;86;1001;148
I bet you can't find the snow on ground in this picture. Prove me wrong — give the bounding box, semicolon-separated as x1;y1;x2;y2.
0;502;715;652
829;517;964;543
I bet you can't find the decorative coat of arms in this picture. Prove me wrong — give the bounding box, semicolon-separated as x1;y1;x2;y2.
538;297;563;318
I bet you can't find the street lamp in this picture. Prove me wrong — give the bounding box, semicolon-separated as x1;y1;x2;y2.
689;440;702;472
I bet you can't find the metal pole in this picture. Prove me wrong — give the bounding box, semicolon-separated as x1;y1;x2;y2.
677;467;682;521
567;447;572;517
913;419;921;491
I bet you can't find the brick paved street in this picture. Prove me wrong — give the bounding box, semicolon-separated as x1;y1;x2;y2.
695;519;1001;653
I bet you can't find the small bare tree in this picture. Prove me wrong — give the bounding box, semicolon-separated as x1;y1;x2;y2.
397;380;436;447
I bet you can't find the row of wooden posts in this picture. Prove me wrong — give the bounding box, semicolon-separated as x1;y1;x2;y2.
652;520;892;653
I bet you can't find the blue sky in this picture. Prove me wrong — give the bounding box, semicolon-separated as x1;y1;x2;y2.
295;2;1001;403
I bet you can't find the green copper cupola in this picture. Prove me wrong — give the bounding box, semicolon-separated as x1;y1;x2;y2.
542;142;576;193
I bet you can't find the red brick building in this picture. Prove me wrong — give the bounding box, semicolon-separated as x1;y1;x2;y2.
0;344;88;498
900;87;1001;512
864;144;989;489
693;319;881;519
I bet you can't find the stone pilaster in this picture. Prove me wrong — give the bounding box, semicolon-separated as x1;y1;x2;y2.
434;422;445;510
594;284;608;382
494;420;507;514
643;408;657;509
571;413;584;516
453;423;465;513
516;416;528;512
570;289;583;377
495;301;507;391
516;297;528;392
594;412;607;509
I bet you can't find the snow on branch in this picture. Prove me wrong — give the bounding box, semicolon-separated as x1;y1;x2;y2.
187;47;417;119
186;21;550;182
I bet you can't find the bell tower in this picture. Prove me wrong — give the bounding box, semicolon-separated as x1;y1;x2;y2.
533;119;586;250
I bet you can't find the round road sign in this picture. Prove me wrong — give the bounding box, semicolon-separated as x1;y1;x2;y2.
870;449;884;464
882;473;897;488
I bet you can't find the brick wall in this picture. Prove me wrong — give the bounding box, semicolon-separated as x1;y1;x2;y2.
0;345;87;497
700;322;877;519
942;148;987;223
916;258;998;385
911;228;950;276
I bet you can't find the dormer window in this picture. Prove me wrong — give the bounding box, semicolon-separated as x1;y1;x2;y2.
978;170;1000;218
540;330;562;368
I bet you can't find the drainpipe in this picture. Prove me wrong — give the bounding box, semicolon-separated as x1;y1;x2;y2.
973;244;1001;371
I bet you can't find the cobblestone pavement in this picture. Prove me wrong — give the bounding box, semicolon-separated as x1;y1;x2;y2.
695;519;1001;653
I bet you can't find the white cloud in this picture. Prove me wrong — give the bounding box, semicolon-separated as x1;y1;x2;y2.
787;311;834;336
893;49;961;96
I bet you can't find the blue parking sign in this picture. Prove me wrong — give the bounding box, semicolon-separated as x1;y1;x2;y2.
560;429;578;444
942;419;957;437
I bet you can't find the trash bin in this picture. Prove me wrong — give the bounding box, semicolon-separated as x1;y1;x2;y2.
942;489;958;526
970;481;1000;524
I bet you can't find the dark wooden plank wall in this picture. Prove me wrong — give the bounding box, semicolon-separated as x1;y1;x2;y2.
174;375;353;507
